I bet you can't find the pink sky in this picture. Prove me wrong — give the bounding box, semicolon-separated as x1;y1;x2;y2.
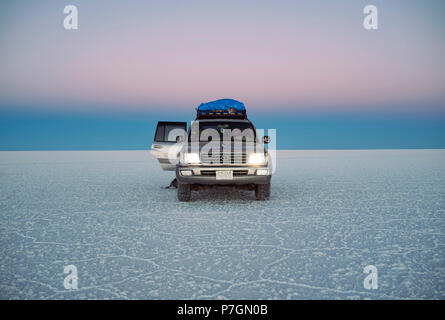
0;0;444;113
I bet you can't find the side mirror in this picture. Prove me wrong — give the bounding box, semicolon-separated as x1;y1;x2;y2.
262;135;270;144
176;136;184;143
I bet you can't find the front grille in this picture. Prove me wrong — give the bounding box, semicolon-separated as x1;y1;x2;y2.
200;151;247;164
233;170;248;176
200;170;249;176
200;170;216;176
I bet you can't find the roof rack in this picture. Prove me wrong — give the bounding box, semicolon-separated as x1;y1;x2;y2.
196;99;248;120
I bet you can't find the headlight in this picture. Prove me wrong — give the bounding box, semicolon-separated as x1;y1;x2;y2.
182;152;200;164
248;153;267;165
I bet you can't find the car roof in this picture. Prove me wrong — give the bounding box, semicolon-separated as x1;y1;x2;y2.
194;119;251;123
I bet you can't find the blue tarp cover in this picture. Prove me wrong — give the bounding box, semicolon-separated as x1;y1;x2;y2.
197;99;245;112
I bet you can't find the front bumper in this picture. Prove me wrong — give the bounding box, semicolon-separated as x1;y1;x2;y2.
176;165;271;185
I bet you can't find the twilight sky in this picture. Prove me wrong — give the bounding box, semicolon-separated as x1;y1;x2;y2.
0;0;444;149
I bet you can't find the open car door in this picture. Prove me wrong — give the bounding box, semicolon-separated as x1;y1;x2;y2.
150;121;187;171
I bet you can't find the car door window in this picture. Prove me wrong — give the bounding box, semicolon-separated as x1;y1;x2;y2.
154;122;186;143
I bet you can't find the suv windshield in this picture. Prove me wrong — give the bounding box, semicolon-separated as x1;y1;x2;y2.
188;121;256;142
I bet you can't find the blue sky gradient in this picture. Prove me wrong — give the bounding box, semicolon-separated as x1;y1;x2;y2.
0;0;444;150
1;107;444;150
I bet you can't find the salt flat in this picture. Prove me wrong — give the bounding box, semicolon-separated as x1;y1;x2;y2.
0;150;444;299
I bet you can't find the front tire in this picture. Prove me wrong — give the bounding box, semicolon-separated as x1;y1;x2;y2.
255;183;270;200
178;182;191;201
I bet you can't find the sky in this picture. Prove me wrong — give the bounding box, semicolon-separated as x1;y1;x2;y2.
0;0;444;150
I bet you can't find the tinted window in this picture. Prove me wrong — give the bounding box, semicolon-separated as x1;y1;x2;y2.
154;122;186;142
189;121;255;142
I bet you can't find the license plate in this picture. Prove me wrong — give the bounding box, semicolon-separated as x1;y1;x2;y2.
216;170;233;180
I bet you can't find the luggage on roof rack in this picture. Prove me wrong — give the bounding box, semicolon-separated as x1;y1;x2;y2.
196;99;247;119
